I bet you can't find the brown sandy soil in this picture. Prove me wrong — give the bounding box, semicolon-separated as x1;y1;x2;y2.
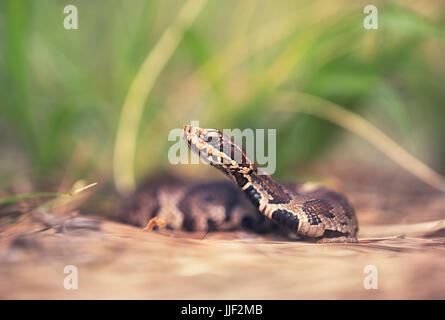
0;164;444;299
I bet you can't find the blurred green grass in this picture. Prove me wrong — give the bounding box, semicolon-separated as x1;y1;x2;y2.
0;0;444;192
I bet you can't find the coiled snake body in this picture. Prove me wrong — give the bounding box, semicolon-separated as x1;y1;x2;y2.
123;125;358;243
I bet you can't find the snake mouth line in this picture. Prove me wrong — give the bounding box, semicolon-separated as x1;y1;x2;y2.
182;125;230;167
182;124;256;175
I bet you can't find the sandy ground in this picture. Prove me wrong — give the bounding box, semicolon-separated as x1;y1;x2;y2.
1;164;444;299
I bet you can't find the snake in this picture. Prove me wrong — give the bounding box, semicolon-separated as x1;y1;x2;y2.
121;125;359;243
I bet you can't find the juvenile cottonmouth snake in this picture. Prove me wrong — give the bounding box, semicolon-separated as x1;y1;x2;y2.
121;125;358;243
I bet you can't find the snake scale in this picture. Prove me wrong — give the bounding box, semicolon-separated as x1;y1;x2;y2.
121;125;358;243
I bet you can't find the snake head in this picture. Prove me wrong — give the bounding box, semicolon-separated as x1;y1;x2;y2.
182;124;257;174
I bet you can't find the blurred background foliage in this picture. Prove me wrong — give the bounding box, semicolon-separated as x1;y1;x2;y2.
0;0;444;194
